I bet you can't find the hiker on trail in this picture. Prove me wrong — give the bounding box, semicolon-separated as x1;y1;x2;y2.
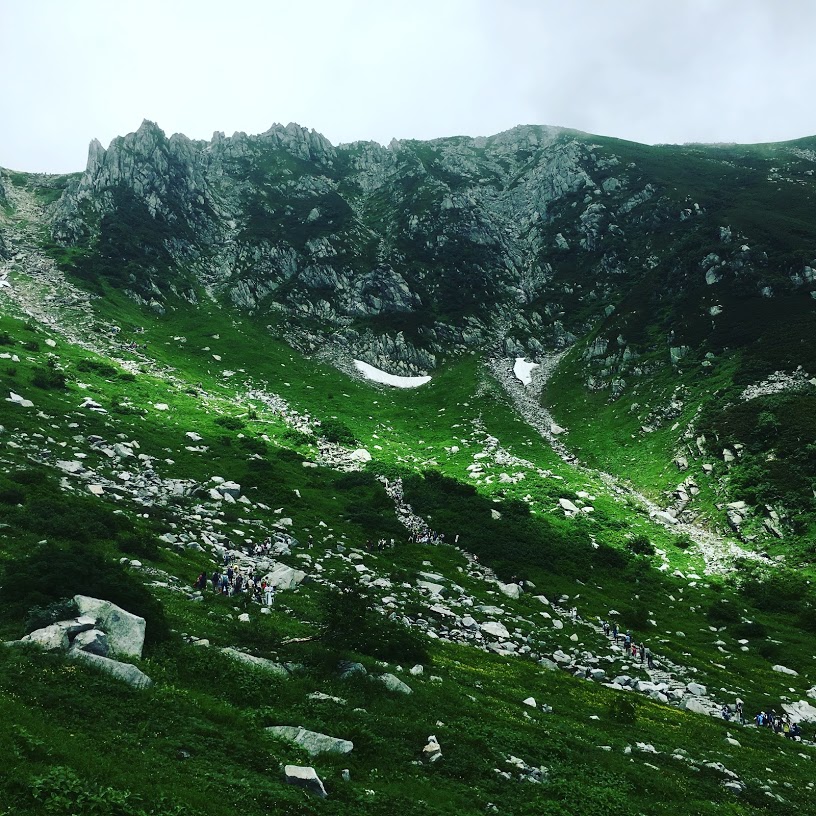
195;572;207;590
721;704;731;721
611;623;618;642
639;644;645;664
735;700;744;725
645;646;655;669
211;571;220;592
602;620;610;637
264;584;275;606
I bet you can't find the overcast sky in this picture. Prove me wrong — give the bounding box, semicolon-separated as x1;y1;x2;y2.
1;0;814;173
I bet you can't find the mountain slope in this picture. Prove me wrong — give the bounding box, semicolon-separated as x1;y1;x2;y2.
1;124;816;815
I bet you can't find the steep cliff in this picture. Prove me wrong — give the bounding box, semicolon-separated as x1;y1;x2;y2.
47;123;816;381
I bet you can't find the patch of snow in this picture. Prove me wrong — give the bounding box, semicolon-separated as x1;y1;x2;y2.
353;360;430;388
513;358;539;386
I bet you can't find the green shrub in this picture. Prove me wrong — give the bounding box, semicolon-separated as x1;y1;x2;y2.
281;428;313;446
214;415;245;430
0;541;170;646
0;330;14;345
707;598;740;625
672;534;693;549
608;695;638;723
76;358;118;377
318;417;356;445
31;364;67;390
24;598;79;633
239;436;267;455
627;533;655;556
320;574;428;664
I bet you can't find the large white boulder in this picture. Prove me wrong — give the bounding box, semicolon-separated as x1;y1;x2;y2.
219;480;241;498
782;700;816;723
481;621;511;640
263;563;307;591
772;664;799;676
73;595;146;659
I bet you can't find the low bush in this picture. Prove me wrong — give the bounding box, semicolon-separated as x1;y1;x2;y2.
214;416;245;431
76;358;118;377
627;533;655;556
318;417;356;445
320;574;428;664
31;364;67;390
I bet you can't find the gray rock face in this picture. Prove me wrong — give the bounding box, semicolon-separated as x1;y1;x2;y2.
267;725;353;756
70;651;153;689
44;120;650;370
73;595;146;659
283;765;327;798
71;628;110;656
21;624;69;651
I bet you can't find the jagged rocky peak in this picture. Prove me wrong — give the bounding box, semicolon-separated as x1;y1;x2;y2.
42;119;816;379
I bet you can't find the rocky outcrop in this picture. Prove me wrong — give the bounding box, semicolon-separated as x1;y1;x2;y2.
74;595;146;658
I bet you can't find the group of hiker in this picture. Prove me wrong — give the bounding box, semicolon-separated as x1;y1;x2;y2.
194;563;276;606
753;709;802;739
601;620;656;669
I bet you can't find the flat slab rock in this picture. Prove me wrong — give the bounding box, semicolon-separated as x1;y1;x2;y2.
70;651;153;689
221;647;291;676
267;725;353;756
284;765;327;798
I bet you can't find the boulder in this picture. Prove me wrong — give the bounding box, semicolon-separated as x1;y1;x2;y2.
496;581;521;600
682;697;714;716
480;621;510;640
379;673;413;694
70;651;153;689
267;726;353;756
263;563;306;591
338;661;367;679
558;498;579;514
283;765;327;798
685;682;707;696
423;735;442;763
221;647;290;677
772;664;799;676
21;624;69;651
522;697;537;708
73;595;146;659
349;448;372;463
219;480;241;498
71;628;109;656
782;700;816;723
